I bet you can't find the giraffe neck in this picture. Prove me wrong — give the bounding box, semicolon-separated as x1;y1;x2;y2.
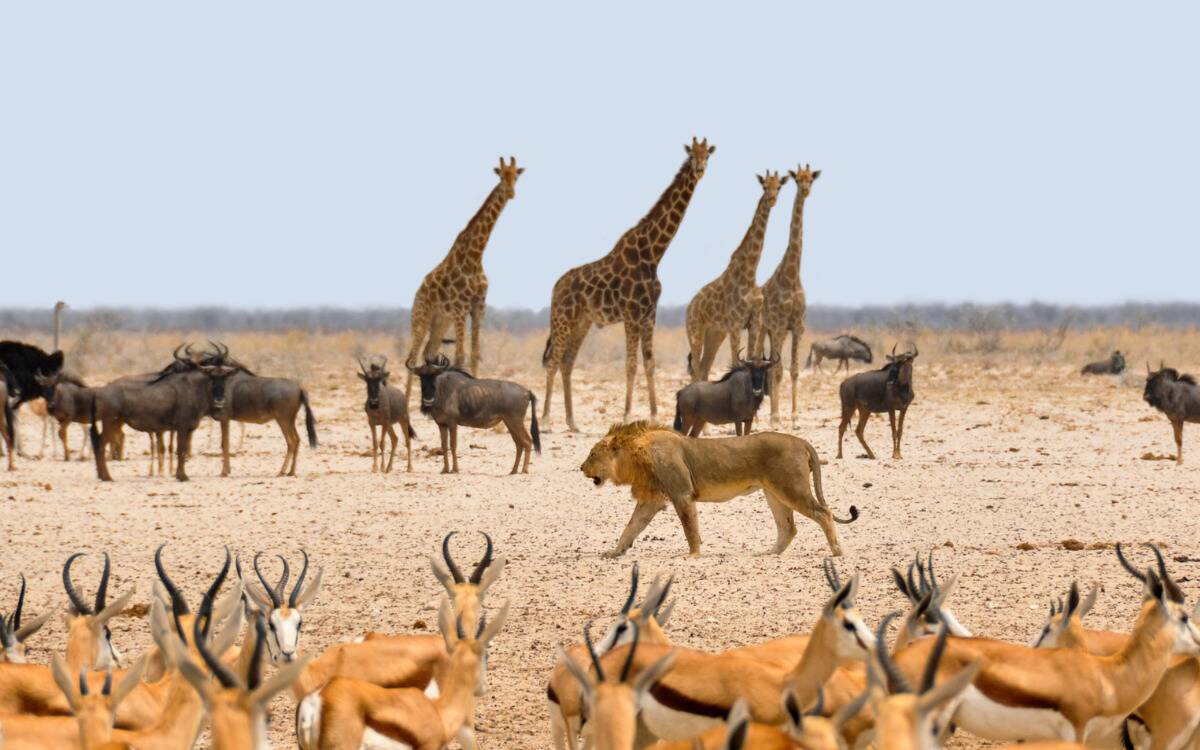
448;183;511;267
614;160;700;267
772;188;808;287
724;191;774;288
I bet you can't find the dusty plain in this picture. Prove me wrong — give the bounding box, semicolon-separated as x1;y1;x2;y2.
0;326;1197;748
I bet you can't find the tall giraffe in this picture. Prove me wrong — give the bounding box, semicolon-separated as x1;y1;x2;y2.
759;164;821;426
405;157;523;397
684;170;788;382
542;138;714;431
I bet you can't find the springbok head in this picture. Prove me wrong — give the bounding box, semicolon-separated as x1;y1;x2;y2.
240;551;323;664
63;553;134;670
0;575;52;663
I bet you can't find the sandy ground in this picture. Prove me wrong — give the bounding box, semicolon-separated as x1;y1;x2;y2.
1;350;1197;748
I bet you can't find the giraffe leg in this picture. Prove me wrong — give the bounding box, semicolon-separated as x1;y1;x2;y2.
622;321;640;423
767;331;783;428
541;309;579;428
453;317;467;370
469;302;485;377
696;328;724;383
560;321;590;432
746;302;764;359
641;323;658;421
790;325;802;424
728;329;742;366
685;310;706;382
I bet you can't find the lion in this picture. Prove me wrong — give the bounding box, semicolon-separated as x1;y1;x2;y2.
580;421;858;558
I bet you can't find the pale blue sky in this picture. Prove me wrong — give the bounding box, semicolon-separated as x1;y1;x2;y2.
1;2;1196;309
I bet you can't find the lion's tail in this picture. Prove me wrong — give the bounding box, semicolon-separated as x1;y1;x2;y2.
807;440;858;524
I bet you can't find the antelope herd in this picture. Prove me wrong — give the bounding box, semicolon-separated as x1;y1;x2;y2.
2;538;1198;749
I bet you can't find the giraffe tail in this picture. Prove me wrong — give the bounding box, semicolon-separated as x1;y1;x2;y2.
542;335;553;367
686;351;694;377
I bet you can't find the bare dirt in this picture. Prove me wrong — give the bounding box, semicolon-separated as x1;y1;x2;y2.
1;350;1196;748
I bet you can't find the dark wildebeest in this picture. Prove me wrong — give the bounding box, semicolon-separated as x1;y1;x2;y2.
1081;350;1126;375
0;341;64;456
806;334;873;373
1144;362;1200;465
837;344;918;460
202;342;318;478
89;352;235;481
357;357;416;473
673;353;778;437
34;372;95;462
408;355;540;474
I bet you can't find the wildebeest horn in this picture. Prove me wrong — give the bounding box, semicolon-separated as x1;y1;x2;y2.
910;344;919;358
891;343;897;357
357;357;369;376
288;550;309;609
468;532;493;586
63;553;93;615
583;619;606;682
1147;362;1153;374
441;533;465;584
252;553;283;608
172;343;187;362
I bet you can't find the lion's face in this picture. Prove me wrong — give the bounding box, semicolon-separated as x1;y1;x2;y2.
581;438;617;486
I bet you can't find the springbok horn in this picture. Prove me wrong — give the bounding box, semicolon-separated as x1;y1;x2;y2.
1115;543;1148;583
619;619;640;682
94;553;110;613
442;533;465;584
79;667;90;697
155;545;189;617
246;615;267;690
468;532;493;586
192;550;241;689
806;686;826;717
102;667;113;696
13;574;25;632
822;557;842;592
288;550;309;609
920;624;949;694
876;611;913;694
63;553;93;616
583;619;606;682
621;562;640;615
273;555;290;607
253;553;282;609
1145;544;1185;603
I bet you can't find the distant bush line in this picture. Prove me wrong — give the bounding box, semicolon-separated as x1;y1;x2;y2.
0;302;1197;335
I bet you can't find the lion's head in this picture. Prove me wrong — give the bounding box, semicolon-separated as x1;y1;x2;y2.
580;422;672;493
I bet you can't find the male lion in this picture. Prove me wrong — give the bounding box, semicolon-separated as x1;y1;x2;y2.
581;421;858;558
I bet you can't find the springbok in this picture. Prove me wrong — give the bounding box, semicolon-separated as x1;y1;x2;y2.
300;598;508;750
0;575;52;663
62;553;135;673
890;544;1200;744
358;356;417;473
837;344;918;460
239;550;323;664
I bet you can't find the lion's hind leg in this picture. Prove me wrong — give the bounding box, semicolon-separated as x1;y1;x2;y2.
761;491;797;555
768;480;844;557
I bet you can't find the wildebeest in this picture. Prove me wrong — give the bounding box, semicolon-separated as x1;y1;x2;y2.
89;351;235;481
1082;350;1126;375
200;342;318;477
673;353;778;437
408;355;540;474
34;372;97;462
357;357;416;473
806;334;873;373
1144;362;1200;465
837;344;918;460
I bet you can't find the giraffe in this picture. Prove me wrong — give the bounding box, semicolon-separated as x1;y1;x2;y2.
684;170;788;382
758;164;821;427
404;157;523;398
542;137;714;432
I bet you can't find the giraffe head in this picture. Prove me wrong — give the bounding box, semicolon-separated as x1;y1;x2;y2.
756;170;789;206
684;137;715;179
789;163;822;198
493;157;524;199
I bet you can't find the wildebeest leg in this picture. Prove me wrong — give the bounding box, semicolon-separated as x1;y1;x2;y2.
767;331;783;427
275;419;295;476
695;328;723;383
837;403;853;459
438;424;450;474
219;419;232;477
155;433;166;477
59;422;71;461
761;493;797;555
383;423;398;474
95;423;116;482
283;419;301;477
896;407;908;460
146;433;155;477
452;317;467;369
687;420;706;438
168;432;175;474
888;409;899;460
236;422;245;454
175;429;192;482
503;417;524;475
621;322;640;423
855;408;875;459
449;423;460;474
1173;419;1184;465
402;418;413;473
602;498;667;558
369;421;379;472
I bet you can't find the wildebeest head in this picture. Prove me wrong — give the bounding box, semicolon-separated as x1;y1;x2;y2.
743;353;780;398
756;170;789;208
788;163;822;198
1144;362;1196;411
202;365;237;410
357;357;389;410
407;354;452;414
885;344;919;387
34;371;61;410
494;157;524;200
684;137;715;179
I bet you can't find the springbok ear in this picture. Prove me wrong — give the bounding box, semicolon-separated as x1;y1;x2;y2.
294;567;324;610
633;649;676;695
437;598;456;651
250;655;311;708
15;611;52;643
51;654;81;712
557;646;594;700
430;557;455;594
213;581;245;627
781;687;803;732
832;689;871;729
480;600;510;645
476;558;506;597
242;581;273;614
111;654;148;709
94;587;136;629
178;658;213;703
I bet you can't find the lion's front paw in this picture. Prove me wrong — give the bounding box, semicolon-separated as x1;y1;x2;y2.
601;548;625;559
